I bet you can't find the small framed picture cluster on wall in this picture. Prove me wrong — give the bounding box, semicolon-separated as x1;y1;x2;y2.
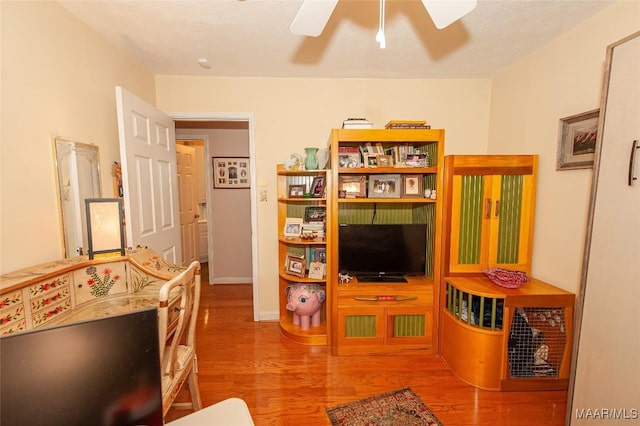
213;157;250;188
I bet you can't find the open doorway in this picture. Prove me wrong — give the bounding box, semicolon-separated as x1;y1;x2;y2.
173;114;258;322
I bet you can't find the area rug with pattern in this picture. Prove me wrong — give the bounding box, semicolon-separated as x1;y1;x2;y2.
326;387;444;426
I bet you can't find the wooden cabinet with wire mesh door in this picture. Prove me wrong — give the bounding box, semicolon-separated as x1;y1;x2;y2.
440;275;574;391
439;154;574;391
327;128;445;356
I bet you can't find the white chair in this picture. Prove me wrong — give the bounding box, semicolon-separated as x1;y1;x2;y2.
157;261;203;417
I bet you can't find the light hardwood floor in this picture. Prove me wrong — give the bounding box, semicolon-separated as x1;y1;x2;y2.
166;275;567;425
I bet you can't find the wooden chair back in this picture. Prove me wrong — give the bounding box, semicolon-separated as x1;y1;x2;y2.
157;260;203;416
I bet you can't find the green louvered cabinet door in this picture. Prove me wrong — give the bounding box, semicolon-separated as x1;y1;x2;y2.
443;155;538;276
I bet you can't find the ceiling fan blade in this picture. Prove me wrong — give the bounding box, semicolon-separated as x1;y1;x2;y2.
421;0;477;29
290;0;339;37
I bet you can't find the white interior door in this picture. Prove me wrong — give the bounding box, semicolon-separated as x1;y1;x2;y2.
115;86;182;264
176;142;199;265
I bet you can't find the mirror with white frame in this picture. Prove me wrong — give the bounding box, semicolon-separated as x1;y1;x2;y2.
53;138;102;257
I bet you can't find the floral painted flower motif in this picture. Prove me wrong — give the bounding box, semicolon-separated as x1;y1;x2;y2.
85;266;120;297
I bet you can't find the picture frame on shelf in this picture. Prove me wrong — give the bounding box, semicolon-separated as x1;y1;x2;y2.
364;153;378;168
338;175;367;198
556;109;599;170
308;262;325;280
288;184;306;198
368;174;401;198
310;177;325;198
212;157;250;188
284;217;303;238
285;253;306;278
338;153;361;168
377;155;393;167
401;174;423;198
405;153;429;168
304;206;326;223
312;247;327;263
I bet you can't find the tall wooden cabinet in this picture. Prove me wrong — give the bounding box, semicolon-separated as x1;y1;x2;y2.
569;32;640;423
442;155;537;276
327;128;445;356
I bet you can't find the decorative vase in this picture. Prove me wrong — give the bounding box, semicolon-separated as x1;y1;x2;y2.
316;148;329;170
304;147;318;170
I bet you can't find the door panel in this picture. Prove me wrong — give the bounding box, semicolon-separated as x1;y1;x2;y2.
115;86;181;265
177;143;199;266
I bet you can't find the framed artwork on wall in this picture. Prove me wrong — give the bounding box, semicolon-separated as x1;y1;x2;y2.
212;157;250;188
556;109;599;170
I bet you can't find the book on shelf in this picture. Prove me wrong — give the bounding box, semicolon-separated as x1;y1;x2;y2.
338;146;360;153
342;118;373;129
385;120;431;129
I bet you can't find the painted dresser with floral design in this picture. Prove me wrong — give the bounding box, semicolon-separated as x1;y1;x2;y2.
0;248;186;335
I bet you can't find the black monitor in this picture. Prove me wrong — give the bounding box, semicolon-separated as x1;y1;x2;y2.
0;308;163;426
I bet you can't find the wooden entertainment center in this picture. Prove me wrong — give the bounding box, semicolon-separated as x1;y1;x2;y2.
277;129;574;391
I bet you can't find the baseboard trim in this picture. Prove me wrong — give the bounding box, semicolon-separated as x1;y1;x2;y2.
259;311;279;321
211;277;253;285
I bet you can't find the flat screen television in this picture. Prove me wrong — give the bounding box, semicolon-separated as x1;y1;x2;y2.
338;223;427;282
0;308;163;426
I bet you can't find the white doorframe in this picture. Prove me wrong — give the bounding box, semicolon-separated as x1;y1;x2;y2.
170;112;259;322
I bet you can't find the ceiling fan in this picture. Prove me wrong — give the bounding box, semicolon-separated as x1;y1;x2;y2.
290;0;477;38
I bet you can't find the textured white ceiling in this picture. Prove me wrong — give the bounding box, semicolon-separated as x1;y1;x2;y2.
58;0;614;79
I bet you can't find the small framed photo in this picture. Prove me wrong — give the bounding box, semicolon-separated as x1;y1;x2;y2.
308;261;325;279
310;177;325;198
285;253;306;278
338;175;367;198
557;109;599;170
338;153;361;168
405;153;429;168
284;217;303;238
288;184;306;198
368;174;401;198
212;157;250;188
377;155;393;167
304;206;326;223
402;174;423;198
364;153;378;168
312;247;327;263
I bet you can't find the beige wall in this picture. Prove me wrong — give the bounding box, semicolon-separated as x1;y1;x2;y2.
0;1;155;273
488;1;640;293
2;0;636;321
156;77;492;317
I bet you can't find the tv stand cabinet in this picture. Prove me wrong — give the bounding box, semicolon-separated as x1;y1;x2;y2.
327;127;445;356
335;275;436;356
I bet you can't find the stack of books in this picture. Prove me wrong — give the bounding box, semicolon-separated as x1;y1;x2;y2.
342;118;373;129
385;120;431;129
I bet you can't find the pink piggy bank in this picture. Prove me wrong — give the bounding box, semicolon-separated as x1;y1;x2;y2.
285;284;325;330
